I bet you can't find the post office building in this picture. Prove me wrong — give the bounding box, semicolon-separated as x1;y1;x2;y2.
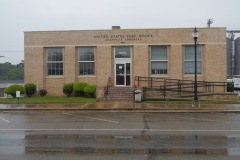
24;26;227;100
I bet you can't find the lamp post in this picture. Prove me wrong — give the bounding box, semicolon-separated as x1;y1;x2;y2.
192;27;199;107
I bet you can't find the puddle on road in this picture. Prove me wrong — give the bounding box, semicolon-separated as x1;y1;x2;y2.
25;147;234;156
24;134;229;142
21;134;240;156
1;134;239;156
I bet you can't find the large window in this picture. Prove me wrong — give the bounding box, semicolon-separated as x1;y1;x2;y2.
184;45;202;74
150;46;168;75
46;47;64;76
115;46;131;58
78;47;95;75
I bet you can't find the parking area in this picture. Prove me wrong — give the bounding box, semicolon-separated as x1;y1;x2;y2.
1;111;240;160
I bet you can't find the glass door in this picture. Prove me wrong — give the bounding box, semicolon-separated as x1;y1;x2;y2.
126;63;131;86
116;64;125;86
115;63;131;86
114;46;132;87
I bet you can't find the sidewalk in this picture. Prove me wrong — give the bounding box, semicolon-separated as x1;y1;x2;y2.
1;101;240;112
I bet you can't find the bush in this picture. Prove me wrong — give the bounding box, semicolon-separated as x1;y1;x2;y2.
39;89;47;97
73;82;89;96
25;83;37;97
4;84;25;98
63;83;74;97
84;85;97;97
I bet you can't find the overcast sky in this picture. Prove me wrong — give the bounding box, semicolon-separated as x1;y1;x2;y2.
0;0;239;64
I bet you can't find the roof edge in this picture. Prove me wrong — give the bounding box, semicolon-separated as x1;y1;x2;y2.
24;27;227;33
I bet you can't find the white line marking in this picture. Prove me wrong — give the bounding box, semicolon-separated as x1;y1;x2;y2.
139;113;230;123
80;103;89;108
0;116;10;123
113;103;119;109
62;112;119;123
0;129;240;132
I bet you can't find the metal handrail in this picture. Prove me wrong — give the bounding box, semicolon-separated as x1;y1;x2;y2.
135;76;228;99
104;77;111;100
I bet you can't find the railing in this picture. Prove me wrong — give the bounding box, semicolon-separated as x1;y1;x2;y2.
134;76;228;99
104;77;111;101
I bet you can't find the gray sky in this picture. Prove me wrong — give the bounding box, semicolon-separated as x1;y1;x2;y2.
0;0;239;64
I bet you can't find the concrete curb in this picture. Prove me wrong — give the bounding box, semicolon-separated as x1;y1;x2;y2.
1;108;240;113
1;102;240;113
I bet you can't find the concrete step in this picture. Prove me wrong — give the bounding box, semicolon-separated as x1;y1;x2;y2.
105;87;135;101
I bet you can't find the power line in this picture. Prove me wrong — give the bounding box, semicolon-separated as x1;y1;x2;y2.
0;51;23;52
0;56;23;62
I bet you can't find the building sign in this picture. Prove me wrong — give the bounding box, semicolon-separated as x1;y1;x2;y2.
94;34;153;42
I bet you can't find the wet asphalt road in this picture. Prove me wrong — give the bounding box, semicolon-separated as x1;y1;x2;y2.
1;111;240;160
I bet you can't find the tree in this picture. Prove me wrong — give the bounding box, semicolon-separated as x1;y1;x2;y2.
0;62;24;80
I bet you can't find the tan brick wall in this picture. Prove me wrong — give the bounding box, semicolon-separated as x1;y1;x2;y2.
204;44;226;82
46;78;65;96
24;28;226;46
24;47;44;90
144;90;237;101
133;45;149;87
24;27;227;97
133;45;149;77
96;46;112;87
76;77;97;85
169;45;183;79
64;46;76;84
200;93;238;101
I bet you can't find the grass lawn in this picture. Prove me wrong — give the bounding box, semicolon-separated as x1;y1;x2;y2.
0;96;239;104
0;96;97;104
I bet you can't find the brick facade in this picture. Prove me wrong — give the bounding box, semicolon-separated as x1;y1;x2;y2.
24;27;226;99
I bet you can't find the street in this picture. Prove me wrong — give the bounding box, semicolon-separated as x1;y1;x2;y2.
1;111;240;160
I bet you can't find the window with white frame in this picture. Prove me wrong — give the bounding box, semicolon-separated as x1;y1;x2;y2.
78;47;95;75
184;45;202;74
46;47;64;76
150;46;168;74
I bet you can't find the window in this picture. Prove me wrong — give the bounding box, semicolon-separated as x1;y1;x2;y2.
150;46;168;74
184;45;202;74
115;46;131;58
78;47;95;75
46;47;64;76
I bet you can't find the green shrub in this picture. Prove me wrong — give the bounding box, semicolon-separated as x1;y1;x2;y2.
73;82;89;96
4;84;25;98
84;85;97;98
63;83;74;97
39;89;47;97
24;83;37;97
227;82;234;92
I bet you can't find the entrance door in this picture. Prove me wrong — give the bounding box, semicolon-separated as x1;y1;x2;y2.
114;46;132;87
115;63;131;86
